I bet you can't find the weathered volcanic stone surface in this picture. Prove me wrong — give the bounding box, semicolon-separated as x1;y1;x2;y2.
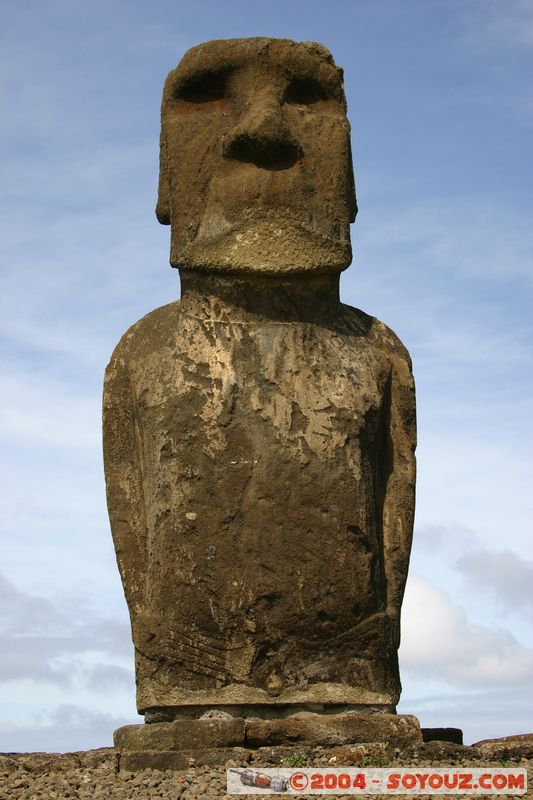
5;737;530;791
114;719;245;751
104;276;416;712
245;712;422;748
114;713;421;755
103;37;416;716
118;748;248;773
156;38;356;274
472;733;533;759
114;713;422;770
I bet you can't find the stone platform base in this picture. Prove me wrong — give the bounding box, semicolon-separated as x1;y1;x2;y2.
2;734;532;798
114;713;422;772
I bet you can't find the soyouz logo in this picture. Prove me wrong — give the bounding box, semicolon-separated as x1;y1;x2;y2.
226;767;527;795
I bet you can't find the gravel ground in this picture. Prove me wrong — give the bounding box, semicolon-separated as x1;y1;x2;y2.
0;744;531;800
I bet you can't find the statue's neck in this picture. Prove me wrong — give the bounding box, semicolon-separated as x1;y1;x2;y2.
178;269;341;324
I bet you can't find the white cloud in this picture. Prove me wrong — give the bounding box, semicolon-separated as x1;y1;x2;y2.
0;574;133;689
0;704;134;752
400;577;533;688
456;547;533;615
414;523;481;557
414;435;531;557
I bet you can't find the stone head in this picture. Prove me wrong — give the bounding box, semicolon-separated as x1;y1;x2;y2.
157;38;357;276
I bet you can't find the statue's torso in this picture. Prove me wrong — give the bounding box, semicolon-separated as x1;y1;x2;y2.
119;302;396;687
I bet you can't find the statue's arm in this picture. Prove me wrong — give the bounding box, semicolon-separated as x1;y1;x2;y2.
102;353;147;616
382;350;417;645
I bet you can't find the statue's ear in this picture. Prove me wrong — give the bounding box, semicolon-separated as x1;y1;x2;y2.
156;131;171;225
347;139;358;223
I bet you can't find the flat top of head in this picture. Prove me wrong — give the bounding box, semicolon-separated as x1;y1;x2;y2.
177;37;336;69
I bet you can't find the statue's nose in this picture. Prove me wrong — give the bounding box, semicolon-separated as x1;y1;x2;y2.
222;98;302;170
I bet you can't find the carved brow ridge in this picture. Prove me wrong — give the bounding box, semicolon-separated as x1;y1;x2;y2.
170;49;343;99
171;65;235;99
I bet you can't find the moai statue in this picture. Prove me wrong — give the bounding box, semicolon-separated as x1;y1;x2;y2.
104;38;416;724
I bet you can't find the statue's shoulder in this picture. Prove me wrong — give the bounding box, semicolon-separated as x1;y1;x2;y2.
106;300;181;368
340;304;413;370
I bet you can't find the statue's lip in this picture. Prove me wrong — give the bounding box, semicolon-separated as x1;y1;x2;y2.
193;213;347;249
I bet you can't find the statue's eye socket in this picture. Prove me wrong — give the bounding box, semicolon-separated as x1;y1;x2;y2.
175;69;230;104
283;77;328;105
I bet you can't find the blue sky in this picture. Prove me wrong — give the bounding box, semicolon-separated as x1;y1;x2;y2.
1;0;532;750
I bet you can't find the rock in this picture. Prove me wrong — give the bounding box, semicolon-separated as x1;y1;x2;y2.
422;727;463;745
199;710;235;721
472;733;533;759
402;740;482;762
103;37;416;721
114;719;245;752
245;713;422;749
119;748;248;772
1;743;531;790
77;748;117;769
114;713;421;770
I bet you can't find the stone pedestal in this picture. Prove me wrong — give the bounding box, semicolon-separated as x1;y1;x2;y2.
114;713;422;772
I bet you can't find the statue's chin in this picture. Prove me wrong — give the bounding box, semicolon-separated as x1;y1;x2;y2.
171;216;352;275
